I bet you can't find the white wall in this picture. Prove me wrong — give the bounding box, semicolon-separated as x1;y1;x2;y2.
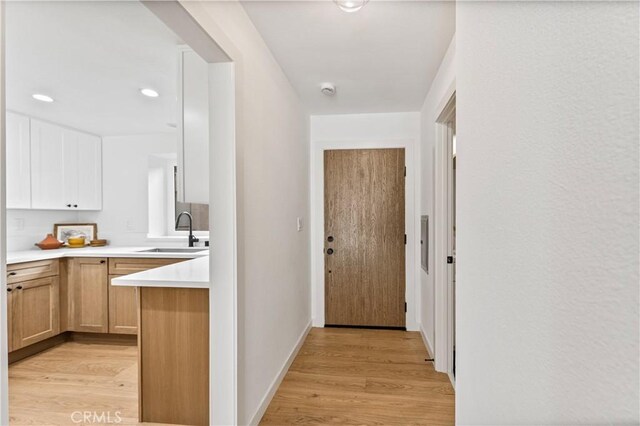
6;210;78;251
78;133;177;246
456;2;639;423
419;36;455;357
310;112;421;331
179;2;311;424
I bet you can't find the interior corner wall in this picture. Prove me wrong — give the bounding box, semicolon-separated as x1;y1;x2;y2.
419;36;455;357
180;2;311;424
309;112;421;332
456;2;639;423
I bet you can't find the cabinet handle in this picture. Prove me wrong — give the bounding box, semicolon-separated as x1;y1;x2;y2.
8;272;17;276
66;204;72;208
100;260;106;264
73;204;78;208
7;288;12;292
16;286;23;290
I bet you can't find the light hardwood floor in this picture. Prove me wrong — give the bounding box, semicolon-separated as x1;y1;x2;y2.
260;328;455;425
9;342;139;425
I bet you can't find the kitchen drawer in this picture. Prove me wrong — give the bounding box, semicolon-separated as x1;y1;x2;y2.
7;259;60;284
108;257;185;275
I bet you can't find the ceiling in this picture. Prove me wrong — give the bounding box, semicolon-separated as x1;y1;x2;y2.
5;1;182;136
241;0;455;115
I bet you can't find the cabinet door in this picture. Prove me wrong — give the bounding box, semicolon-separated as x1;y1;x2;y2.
69;258;108;333
30;120;101;210
6;112;31;209
108;275;138;335
62;131;80;208
12;277;60;350
7;285;16;352
76;133;102;210
30;120;71;209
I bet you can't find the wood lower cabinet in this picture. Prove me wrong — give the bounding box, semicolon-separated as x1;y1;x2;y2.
108;257;184;275
8;276;60;351
7;286;16;352
7;259;59;285
108;275;138;335
6;256;188;354
68;257;109;333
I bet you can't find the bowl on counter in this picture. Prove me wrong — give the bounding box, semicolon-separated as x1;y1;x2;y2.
67;236;86;248
90;239;108;247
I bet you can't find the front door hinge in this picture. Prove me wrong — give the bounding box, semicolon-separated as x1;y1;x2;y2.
404;302;407;312
404;234;407;245
404;166;406;177
447;256;454;264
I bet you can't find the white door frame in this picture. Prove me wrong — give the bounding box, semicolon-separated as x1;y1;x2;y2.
311;138;420;331
0;2;240;424
434;93;456;378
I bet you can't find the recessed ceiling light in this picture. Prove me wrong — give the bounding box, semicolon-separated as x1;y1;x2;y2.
140;88;159;98
334;0;369;12
32;93;54;103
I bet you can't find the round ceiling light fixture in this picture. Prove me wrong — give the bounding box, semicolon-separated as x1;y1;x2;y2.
140;88;160;98
32;93;54;103
334;0;369;13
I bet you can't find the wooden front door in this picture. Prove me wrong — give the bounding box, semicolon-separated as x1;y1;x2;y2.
324;148;406;328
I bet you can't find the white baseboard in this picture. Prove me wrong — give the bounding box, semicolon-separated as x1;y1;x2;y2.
448;371;456;389
419;325;435;359
420;325;456;389
248;320;312;425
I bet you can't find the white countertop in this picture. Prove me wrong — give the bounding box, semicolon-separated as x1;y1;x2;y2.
111;256;209;289
7;246;209;265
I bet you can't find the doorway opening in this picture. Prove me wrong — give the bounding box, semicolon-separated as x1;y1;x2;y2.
0;1;238;424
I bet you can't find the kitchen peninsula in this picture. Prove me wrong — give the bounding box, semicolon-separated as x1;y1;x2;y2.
112;256;210;426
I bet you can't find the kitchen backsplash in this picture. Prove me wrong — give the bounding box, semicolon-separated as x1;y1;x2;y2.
6;209;80;251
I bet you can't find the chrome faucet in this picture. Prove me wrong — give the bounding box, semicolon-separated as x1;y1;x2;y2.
175;211;200;247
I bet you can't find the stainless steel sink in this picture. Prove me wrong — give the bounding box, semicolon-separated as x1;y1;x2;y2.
138;248;208;254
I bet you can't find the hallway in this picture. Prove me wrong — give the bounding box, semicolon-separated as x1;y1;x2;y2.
260;328;454;425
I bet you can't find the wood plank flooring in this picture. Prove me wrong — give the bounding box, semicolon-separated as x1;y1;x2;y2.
260;328;455;425
9;342;139;425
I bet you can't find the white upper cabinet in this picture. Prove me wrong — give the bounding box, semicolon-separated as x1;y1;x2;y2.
6;112;32;209
177;47;209;204
30;119;102;211
30;120;67;209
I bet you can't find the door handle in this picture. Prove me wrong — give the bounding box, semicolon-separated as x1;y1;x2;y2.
327;248;334;255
